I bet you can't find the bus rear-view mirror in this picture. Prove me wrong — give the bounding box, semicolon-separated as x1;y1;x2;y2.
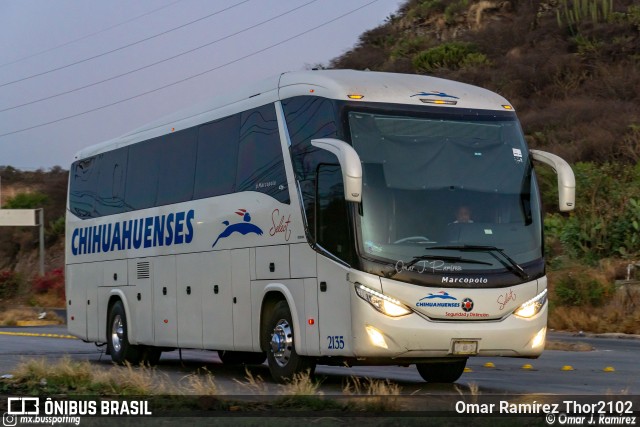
311;138;363;203
531;149;576;212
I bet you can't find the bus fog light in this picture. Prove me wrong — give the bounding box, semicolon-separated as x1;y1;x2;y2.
365;325;388;349
531;327;546;349
513;289;547;319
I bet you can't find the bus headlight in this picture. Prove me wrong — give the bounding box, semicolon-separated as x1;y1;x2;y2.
355;284;411;317
513;289;547;319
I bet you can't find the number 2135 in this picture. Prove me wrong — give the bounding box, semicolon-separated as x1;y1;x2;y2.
327;335;345;349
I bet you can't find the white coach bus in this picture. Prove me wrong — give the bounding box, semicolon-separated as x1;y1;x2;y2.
65;70;575;383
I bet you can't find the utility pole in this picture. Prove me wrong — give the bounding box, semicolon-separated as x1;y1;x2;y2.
38;208;45;276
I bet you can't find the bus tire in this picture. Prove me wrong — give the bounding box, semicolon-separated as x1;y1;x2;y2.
107;301;142;365
217;350;266;365
416;359;467;383
263;300;316;383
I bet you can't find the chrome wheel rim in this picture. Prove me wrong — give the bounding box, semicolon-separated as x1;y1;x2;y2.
111;315;124;353
270;318;292;367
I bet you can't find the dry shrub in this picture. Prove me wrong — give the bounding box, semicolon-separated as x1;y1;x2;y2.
0;270;21;299
549;286;640;333
330;46;390;70
10;357;170;395
622;124;640;163
547;261;640;334
331;22;397;70
233;368;268;395
12;356;93;390
364;378;402;396
0;308;36;326
550;268;614;307
383;56;416;73
0;307;61;326
597;258;629;282
549;305;604;331
30;292;65;309
343;376;402;395
93;362;168;395
584;62;640;102
343;377;402;411
11;357;55;384
182;369;220;395
522;98;639;163
278;370;321;395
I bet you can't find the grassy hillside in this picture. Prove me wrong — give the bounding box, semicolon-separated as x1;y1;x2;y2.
331;0;640;165
0;167;67;310
0;166;67;270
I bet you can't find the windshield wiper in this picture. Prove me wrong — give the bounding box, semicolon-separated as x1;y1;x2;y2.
426;245;530;280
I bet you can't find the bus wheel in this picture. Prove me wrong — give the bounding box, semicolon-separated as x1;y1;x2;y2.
416;359;467;383
107;301;141;365
264;300;316;383
217;350;266;365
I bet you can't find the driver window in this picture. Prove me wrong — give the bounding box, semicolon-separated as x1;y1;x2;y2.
316;163;354;264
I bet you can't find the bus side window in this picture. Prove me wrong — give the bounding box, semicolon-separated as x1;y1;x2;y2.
70;151;129;218
125;128;198;209
96;150;128;216
195;114;240;199
156;127;197;206
236;104;289;203
125;136;162;210
69;156;97;218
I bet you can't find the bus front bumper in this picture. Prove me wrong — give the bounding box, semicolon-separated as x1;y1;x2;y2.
350;296;548;360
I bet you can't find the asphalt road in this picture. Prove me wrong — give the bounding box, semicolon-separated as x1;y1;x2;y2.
1;325;638;396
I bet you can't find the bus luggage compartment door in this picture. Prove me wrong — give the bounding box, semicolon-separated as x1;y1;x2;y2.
232;248;253;351
202;250;233;350
153;255;177;347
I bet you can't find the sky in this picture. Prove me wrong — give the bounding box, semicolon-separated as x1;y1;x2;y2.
0;0;403;170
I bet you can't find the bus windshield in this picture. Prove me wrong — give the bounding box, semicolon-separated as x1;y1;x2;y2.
348;109;543;275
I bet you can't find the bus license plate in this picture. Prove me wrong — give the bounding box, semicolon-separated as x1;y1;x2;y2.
452;340;478;355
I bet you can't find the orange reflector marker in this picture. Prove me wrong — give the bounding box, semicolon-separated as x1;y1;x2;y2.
164;319;168;324
308;318;315;325
347;94;364;99
309;89;315;93
502;105;513;110
419;99;457;105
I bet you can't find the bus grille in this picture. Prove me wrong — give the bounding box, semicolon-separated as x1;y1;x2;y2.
137;261;150;279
